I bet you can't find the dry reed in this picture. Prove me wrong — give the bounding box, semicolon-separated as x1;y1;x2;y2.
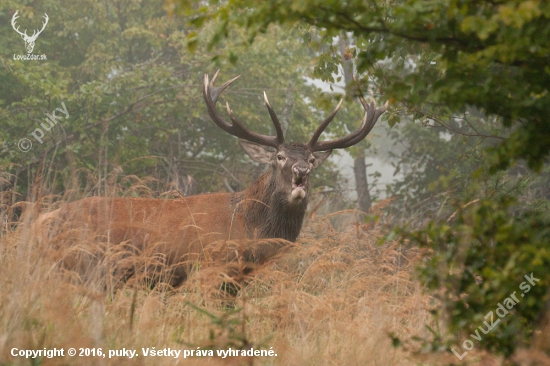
0;196;506;365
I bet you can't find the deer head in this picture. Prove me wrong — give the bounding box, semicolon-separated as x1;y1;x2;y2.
11;11;49;54
204;71;388;207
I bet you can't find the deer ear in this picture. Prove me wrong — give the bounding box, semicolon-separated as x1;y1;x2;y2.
312;150;332;168
239;140;275;164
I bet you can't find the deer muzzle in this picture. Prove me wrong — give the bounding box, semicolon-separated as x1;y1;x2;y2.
291;165;309;200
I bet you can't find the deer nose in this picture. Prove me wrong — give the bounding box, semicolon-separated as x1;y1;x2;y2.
293;165;310;177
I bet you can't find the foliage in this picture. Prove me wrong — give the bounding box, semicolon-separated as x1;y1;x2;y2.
385;112;550;357
404;192;550;357
0;0;346;206
384;108;504;218
176;0;550;170
384;105;550;357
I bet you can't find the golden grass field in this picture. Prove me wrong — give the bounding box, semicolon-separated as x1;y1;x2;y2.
0;197;512;365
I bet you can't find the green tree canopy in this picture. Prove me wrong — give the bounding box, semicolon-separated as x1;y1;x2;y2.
0;0;346;204
177;0;550;170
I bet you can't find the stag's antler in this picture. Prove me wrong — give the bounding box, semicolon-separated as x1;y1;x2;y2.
204;70;285;148
306;78;388;152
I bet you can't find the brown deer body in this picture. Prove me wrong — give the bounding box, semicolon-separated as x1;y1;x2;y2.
36;71;387;287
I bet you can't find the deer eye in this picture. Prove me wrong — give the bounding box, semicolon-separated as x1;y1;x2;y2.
309;158;316;164
277;155;285;161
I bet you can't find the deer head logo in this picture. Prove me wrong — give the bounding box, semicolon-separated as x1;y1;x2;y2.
11;11;49;54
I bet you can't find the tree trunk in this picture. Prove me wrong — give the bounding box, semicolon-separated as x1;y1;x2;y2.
338;34;372;213
353;150;372;213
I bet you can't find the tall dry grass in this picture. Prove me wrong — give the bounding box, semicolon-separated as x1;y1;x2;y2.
0;193;500;365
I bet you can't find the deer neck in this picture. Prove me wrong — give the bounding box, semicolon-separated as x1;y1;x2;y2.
239;171;308;242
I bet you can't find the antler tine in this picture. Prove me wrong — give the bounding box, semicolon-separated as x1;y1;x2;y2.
203;72;243;131
203;71;283;148
263;92;285;145
210;69;222;90
208;72;241;104
307;78;388;152
321;100;388;149
306;98;344;150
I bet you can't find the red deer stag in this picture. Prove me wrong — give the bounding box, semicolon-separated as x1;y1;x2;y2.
35;71;388;287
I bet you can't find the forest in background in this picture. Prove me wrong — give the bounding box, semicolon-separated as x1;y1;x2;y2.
1;0;550;364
